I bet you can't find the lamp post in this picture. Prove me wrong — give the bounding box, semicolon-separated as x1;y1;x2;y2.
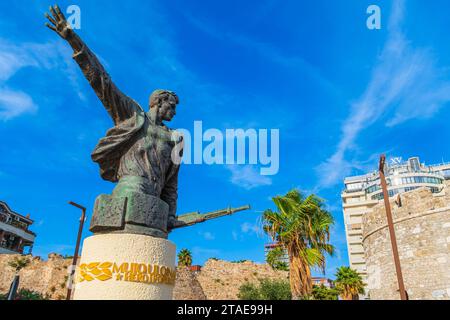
66;201;86;300
378;155;407;300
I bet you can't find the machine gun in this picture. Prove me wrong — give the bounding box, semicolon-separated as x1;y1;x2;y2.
172;205;251;229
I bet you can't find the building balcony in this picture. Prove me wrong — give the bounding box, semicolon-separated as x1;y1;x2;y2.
349;247;365;254
0;240;27;254
0;221;36;243
342;199;378;209
0;215;35;236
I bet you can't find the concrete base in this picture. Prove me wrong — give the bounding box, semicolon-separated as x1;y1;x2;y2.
73;233;176;300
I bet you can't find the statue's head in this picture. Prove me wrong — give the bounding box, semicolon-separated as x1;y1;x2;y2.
149;89;179;122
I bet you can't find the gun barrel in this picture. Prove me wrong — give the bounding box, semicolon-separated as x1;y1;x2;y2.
174;204;251;229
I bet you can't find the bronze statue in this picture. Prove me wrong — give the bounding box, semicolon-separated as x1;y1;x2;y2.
45;5;251;238
45;5;184;238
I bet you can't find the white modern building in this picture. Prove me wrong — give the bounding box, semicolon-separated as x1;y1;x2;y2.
341;157;450;290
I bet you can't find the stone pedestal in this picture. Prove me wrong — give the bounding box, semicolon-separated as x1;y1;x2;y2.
73;233;176;300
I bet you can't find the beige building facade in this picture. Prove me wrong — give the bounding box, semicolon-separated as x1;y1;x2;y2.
341;157;450;298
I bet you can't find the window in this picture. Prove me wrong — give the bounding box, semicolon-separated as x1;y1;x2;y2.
365;184;380;194
440;170;450;179
409;158;421;172
347;183;362;191
430;187;441;193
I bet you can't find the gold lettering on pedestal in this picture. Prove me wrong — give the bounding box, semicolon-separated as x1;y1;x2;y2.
77;262;176;285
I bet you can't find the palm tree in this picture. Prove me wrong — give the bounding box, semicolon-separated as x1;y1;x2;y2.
262;189;335;299
334;266;365;300
8;256;30;274
177;249;192;267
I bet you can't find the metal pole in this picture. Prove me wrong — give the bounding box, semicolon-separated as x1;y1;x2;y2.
66;201;86;300
7;275;20;300
379;155;407;300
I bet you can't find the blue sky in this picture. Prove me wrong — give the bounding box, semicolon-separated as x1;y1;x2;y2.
1;0;450;279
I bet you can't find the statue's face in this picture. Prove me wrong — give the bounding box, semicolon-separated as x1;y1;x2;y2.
159;94;178;122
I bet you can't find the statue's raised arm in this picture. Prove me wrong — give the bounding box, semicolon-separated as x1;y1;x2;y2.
45;5;138;124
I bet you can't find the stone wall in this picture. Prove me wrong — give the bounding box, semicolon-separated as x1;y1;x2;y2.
0;253;71;300
196;259;288;300
362;182;450;300
173;267;206;300
0;255;287;300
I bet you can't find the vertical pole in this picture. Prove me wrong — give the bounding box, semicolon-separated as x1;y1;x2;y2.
0;230;4;247
16;238;23;253
66;201;86;301
7;275;20;300
379;155;407;300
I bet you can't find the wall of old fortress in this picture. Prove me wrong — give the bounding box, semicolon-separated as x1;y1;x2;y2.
362;181;450;300
0;255;286;300
0;253;71;299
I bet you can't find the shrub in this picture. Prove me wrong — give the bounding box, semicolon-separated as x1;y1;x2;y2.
238;282;261;300
0;289;47;300
238;279;291;300
311;285;339;300
16;289;47;300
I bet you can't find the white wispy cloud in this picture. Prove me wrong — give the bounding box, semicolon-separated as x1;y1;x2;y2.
227;165;272;190
316;0;450;189
0;39;85;121
0;88;37;120
34;219;45;227
198;231;215;241
240;222;260;234
0;40;42;120
191;246;220;258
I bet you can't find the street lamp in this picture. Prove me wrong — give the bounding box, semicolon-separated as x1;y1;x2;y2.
379;155;407;300
66;201;86;300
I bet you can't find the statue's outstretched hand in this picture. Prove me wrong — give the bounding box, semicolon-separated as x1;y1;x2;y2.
45;5;72;40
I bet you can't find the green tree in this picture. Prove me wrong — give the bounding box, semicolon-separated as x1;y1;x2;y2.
177;248;192;267
8;256;31;273
238;279;291;300
238;282;261;300
334;266;365;300
0;288;47;300
312;285;339;300
231;260;251;263
262;189;335;299
266;246;289;271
